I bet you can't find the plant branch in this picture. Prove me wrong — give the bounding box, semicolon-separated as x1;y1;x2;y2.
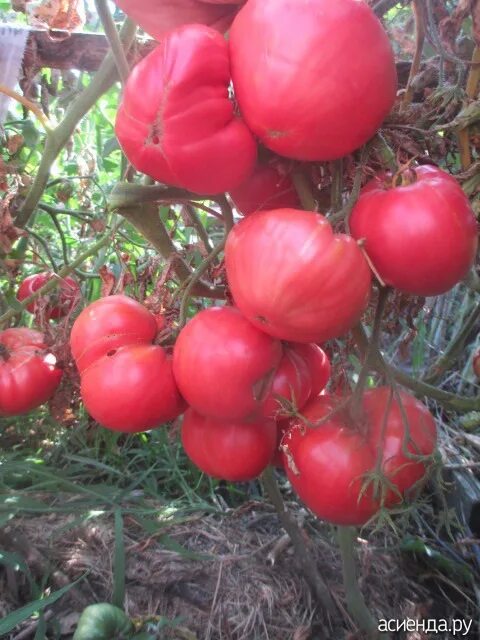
184;204;213;252
292;170;316;211
109;182;214;208
179;239;226;327
337;526;380;638
217;195;234;234
352;324;480;412
261;467;336;614
94;0;132;84
403;0;425;108
0;84;52;131
330;159;343;212
15;19;137;229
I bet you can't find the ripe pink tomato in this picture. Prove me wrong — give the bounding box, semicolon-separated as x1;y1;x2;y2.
173;306;282;420
229;0;397;160
81;344;185;432
260;345;311;419
229;164;300;216
350;166;479;296
283;388;437;526
0;328;62;416
181;408;276;481
289;343;330;398
17;272;80;320
113;0;244;42
115;24;256;195
70;295;157;373
225;209;371;342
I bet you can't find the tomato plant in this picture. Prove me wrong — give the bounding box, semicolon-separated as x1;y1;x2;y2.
225;209;371;342
283;388;437;525
0;328;62;416
81;344;185;432
115;24;257;195
17;272;81;320
229;163;300;216
229;0;397;160
70;295;158;373
349;165;479;296
173;306;282;420
181;408;276;481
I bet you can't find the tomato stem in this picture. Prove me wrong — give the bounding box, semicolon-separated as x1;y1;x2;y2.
292;170;316;211
337;526;382;638
402;0;425;109
350;287;390;424
261;466;337;614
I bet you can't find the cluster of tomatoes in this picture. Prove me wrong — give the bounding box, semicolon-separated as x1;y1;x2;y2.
0;272;81;417
2;0;478;528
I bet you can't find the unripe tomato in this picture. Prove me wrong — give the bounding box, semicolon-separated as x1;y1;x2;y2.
115;24;257;195
350;166;478;296
81;344;185;432
229;0;397;161
0;328;62;416
17;272;80;320
260;345;311;419
113;0;244;42
173;306;282;420
70;295;157;373
225;209;371;342
229;164;300;216
289;343;330;398
283;388;437;526
181;408;276;481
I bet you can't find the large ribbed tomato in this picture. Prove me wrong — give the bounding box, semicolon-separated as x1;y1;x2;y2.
182;409;276;481
283;388;437;526
225;209;371;342
0;328;62;416
229;0;397;160
350;166;479;296
17;272;80;320
113;0;244;42
81;345;185;432
173;306;282;420
229;164;300;216
70;295;157;373
115;24;256;195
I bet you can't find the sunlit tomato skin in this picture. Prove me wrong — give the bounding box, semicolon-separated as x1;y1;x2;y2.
113;0;244;42
260;346;311;419
173;306;282;420
81;344;185;432
70;295;157;373
350;166;479;296
283;389;437;525
229;0;397;161
289;343;330;398
225;209;371;343
181;408;276;481
17;272;80;320
115;24;257;195
229;164;300;216
0;328;62;416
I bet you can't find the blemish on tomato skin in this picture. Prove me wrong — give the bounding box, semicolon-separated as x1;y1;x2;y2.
256;315;269;324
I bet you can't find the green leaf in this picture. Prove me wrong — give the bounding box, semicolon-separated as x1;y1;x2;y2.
0;574;85;635
72;603;133;640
